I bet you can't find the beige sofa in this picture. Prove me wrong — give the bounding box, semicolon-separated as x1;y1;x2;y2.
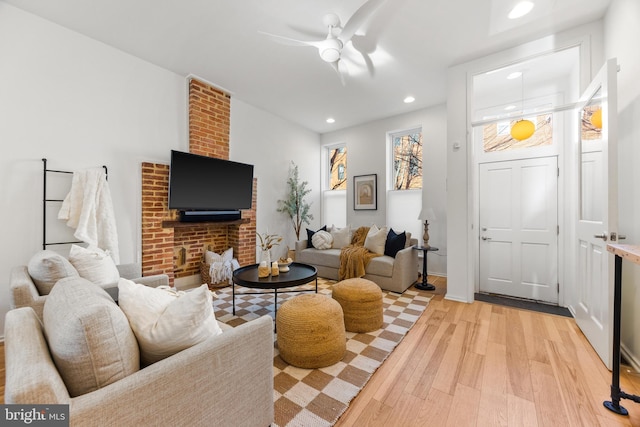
295;237;419;293
4;277;274;427
10;262;168;321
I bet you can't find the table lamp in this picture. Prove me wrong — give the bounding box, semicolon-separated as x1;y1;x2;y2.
418;208;436;248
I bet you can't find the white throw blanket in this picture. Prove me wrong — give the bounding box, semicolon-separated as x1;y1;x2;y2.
58;167;120;263
209;259;240;285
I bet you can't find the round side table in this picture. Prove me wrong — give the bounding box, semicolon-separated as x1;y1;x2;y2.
413;246;438;291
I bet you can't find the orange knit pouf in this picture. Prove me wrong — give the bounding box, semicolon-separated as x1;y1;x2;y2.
332;278;383;333
276;294;346;368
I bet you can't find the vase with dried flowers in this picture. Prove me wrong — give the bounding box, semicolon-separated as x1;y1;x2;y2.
256;232;282;266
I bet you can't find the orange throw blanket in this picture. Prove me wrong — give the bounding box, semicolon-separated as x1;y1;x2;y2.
338;226;381;280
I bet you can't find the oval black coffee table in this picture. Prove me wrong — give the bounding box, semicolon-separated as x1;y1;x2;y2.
232;262;318;316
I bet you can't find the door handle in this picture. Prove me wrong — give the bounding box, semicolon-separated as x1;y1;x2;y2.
481;236;492;241
610;232;626;241
594;233;608;241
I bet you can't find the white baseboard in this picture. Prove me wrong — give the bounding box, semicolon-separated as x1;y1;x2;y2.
444;294;472;303
621;342;640;373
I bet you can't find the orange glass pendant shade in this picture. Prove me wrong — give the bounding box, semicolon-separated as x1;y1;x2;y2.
510;119;535;141
591;108;602;129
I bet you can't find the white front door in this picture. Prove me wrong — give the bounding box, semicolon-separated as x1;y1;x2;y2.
479;156;559;304
571;58;619;370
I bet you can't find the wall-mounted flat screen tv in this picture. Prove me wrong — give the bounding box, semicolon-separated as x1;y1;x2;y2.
168;150;254;212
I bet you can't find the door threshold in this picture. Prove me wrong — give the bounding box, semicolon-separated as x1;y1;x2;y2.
475;292;572;318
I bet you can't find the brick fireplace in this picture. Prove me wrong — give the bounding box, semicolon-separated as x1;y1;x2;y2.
141;79;257;284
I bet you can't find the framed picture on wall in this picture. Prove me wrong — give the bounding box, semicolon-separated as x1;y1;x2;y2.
354;174;377;210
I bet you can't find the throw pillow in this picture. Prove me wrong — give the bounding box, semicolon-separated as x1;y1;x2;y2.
205;247;239;285
118;278;223;366
306;225;327;248
43;277;140;397
312;230;333;250
329;225;351;249
27;250;79;295
364;225;388;255
384;228;407;258
404;232;413;248
68;245;120;287
205;247;233;265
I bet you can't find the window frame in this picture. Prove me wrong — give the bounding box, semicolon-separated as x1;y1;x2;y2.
388;127;423;191
326;143;347;191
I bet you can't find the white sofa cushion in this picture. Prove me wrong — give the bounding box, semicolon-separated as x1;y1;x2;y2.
43;277;140;397
27;250;79;295
68;245;120;287
296;248;341;269
118;279;223;366
365;255;395;277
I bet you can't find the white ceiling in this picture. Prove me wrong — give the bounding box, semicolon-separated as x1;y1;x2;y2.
3;0;611;133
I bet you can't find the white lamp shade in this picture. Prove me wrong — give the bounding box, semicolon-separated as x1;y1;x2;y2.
418;208;436;221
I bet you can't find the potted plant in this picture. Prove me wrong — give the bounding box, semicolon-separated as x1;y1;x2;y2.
277;161;313;242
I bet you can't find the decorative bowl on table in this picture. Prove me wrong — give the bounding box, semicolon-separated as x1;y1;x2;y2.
278;258;293;272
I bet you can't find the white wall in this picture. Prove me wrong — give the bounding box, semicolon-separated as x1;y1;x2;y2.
604;0;640;369
321;105;448;276
229;99;321;257
446;21;604;303
0;4;187;336
0;4;322;337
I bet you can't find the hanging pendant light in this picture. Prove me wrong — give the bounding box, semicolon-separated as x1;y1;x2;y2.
590;108;602;129
510;72;535;141
511;119;535;140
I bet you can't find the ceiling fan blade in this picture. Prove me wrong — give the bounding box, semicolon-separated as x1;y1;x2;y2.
340;0;389;43
361;52;375;77
351;35;377;76
258;31;324;48
329;60;348;86
286;24;327;41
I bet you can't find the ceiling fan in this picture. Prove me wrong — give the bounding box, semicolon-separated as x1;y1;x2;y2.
260;0;388;85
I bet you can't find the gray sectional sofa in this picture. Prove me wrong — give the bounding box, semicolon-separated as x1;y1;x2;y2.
295;237;419;293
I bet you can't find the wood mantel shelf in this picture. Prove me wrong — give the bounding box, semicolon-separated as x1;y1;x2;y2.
161;218;250;229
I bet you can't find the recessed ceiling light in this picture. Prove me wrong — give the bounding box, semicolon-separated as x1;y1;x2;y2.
507;71;522;79
504;105;517;111
404;96;415;104
326;118;335;124
508;1;534;19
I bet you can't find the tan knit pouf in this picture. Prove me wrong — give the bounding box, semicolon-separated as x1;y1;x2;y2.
332;278;383;333
276;294;346;369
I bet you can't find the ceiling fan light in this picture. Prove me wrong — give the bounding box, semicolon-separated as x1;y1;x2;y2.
320;48;340;63
508;1;534;19
510;119;535;140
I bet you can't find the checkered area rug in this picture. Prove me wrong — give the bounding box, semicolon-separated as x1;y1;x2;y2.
212;278;430;427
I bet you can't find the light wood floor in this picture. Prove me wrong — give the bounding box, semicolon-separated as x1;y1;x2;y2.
335;276;640;427
2;276;640;426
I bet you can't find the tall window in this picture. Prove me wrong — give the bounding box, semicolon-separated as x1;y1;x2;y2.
323;144;347;228
329;146;347;190
391;130;422;190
